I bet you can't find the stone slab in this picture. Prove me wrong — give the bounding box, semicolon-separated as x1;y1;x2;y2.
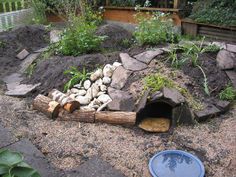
0;124;17;148
16;49;30;60
134;49;163;64
108;87;135;111
172;103;194;126
194;104;221;122
213;99;231;113
111;66;132;90
5;83;41;97
67;156;125;177
226;44;236;53
163;87;185;106
120;53;147;71
216;50;236;70
34;46;49;53
135;89;150;112
3;73;24;90
6;139;62;177
225;70;236;89
19;53;40;73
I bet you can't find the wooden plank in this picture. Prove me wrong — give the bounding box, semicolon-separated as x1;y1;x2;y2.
173;0;179;8
199;29;236;38
104;6;180;12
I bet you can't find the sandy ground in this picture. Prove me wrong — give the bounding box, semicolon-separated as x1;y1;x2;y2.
0;88;235;177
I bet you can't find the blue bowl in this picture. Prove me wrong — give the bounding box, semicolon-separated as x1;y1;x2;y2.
149;150;205;177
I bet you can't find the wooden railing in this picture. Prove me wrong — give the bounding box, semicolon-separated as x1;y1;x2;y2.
0;0;25;13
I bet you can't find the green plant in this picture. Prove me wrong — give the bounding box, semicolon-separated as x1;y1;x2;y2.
197;65;210;96
0;149;41;177
30;0;47;24
219;85;236;101
0;41;5;48
134;12;178;45
25;63;37;78
189;0;236;26
202;44;220;53
167;45;187;69
58;16;105;56
64;67;91;92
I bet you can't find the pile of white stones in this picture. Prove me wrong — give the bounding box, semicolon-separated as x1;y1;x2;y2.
67;62;122;111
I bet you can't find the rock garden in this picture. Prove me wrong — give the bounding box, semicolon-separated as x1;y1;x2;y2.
0;2;236;177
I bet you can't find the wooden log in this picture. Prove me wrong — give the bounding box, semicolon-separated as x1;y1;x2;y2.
48;89;80;113
33;94;61;119
58;109;95;123
95;111;136;125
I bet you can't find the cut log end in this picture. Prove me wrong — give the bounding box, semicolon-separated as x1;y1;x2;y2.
33;94;60;119
63;101;80;113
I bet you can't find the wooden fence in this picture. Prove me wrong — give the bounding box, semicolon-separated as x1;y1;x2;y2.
0;0;25;13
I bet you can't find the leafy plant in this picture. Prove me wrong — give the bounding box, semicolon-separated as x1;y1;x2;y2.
134;12;178;45
64;67;91;92
30;0;47;24
25;63;37;78
219;85;236;101
202;44;220;53
197;65;210;96
167;45;187;69
0;149;41;177
58;16;106;56
189;0;236;26
0;41;5;48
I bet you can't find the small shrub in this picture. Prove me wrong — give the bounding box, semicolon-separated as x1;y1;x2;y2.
202;44;220;53
64;67;91;92
134;12;178;45
0;41;5;48
25;63;37;78
219;85;236;101
167;45;187;69
30;0;47;24
58;16;106;56
0;149;41;177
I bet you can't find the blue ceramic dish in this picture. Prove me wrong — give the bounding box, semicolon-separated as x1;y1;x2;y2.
149;150;205;177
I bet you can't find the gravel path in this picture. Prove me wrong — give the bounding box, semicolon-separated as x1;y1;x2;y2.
0;89;235;177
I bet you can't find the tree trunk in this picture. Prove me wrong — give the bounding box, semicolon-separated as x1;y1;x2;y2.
33;94;61;119
48;89;80;113
95;111;136;125
58;109;95;123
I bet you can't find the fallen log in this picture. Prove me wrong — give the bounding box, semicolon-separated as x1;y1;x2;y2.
95;111;136;125
33;94;60;119
58;109;95;123
48;89;80;113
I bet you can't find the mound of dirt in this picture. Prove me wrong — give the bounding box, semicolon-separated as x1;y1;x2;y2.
0;25;49;78
182;53;229;97
96;24;133;51
25;52;121;94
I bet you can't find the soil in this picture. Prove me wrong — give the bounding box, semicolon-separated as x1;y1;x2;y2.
181;52;229;98
96;24;133;51
0;25;49;79
0;25;236;177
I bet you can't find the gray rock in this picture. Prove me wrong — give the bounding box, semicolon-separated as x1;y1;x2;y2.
108;87;135;111
150;91;163;102
111;66;132;89
216;50;236;70
213;99;231;113
135;89;150;112
16;49;29;60
50;30;62;43
5;83;41;97
0;124;17;148
120;53;147;71
172;103;194;126
19;53;40;73
225;70;236;88
67;156;125;177
134;49;163;64
3;73;23;90
226;44;236;53
7;139;62;177
194;104;221;122
163;87;185;106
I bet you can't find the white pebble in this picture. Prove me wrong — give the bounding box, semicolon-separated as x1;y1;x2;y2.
97;94;112;103
83;80;91;90
100;85;107;92
90;69;103;81
102;77;111;84
103;64;114;77
75;96;90;105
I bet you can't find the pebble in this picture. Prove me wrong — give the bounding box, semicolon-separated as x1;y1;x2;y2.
83;80;91;90
103;64;114;77
102;77;111;84
113;61;122;67
90;69;103;81
100;84;107;92
75;96;90;105
91;83;100;98
97;94;112;103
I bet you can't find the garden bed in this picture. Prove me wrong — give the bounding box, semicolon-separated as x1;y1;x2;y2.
182;19;236;43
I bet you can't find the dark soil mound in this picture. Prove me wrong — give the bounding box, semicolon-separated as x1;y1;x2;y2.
182;53;229;97
96;24;133;51
25;52;120;94
0;25;49;78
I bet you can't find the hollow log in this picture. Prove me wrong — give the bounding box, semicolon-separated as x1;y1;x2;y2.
95;111;136;125
33;94;61;119
48;89;80;113
58;109;95;123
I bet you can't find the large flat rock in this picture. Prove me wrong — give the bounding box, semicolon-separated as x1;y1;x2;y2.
108;87;135;111
134;49;163;64
194;104;221;122
226;44;236;53
7;139;63;177
5;83;41;97
111;66;132;90
3;73;23;90
120;53;147;71
0;124;17;148
19;53;40;73
163;87;185;106
216;50;236;70
67;156;125;177
225;70;236;88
